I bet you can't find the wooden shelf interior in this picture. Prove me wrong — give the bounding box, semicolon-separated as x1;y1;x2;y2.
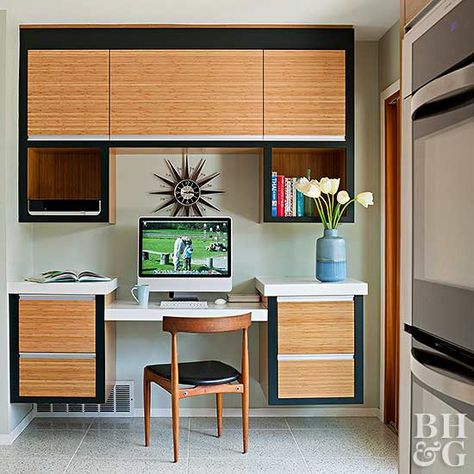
27;148;101;200
271;148;346;185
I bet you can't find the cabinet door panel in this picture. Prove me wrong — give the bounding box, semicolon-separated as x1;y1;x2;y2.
19;299;95;353
278;301;354;354
278;359;354;398
110;50;263;136
19;358;96;397
264;50;345;138
27;50;110;137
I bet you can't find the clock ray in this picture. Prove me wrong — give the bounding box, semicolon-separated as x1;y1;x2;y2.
153;197;176;213
190;159;206;181
197;172;220;187
165;159;181;182
153;173;176;188
191;204;203;216
200;197;220;212
150;153;224;216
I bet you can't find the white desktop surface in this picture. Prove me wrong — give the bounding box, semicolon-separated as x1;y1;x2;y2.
8;278;118;295
255;276;368;297
106;300;268;322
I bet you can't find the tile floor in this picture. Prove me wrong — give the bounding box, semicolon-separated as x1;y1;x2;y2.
0;416;398;473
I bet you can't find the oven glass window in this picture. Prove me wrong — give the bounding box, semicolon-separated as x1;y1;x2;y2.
413;111;474;290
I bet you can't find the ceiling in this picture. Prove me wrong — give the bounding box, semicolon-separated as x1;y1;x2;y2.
1;0;400;40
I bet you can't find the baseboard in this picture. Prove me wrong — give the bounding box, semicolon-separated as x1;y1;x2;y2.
134;407;380;418
0;409;35;445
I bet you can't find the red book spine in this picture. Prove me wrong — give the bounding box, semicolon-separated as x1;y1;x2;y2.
276;175;285;217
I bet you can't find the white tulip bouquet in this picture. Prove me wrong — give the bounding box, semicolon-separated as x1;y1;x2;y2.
295;177;374;229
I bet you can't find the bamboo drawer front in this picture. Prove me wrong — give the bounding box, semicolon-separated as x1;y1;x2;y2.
278;359;354;398
277;301;354;354
19;358;96;398
110;50;264;136
19;299;95;353
264;50;345;137
27;50;110;137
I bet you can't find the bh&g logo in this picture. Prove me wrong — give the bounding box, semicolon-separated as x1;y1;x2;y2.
413;414;467;468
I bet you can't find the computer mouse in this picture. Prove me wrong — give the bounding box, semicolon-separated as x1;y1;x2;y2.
214;298;227;306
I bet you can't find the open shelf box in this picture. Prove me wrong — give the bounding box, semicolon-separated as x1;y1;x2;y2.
21;147;113;223
263;147;353;223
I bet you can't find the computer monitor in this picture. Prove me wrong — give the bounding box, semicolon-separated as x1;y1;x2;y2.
138;216;232;292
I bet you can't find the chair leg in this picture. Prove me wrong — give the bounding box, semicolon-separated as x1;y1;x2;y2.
171;390;180;463
143;369;151;447
241;389;249;454
216;393;223;437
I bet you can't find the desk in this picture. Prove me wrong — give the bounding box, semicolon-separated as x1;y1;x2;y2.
105;301;268;322
8;276;368;407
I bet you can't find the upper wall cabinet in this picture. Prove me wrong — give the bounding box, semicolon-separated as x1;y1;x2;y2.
27;50;110;139
110;50;264;138
263;50;346;139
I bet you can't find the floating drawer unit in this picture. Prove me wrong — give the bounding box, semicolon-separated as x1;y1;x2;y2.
256;277;367;405
8;281;117;403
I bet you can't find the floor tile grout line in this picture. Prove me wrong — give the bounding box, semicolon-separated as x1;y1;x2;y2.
186;417;191;474
63;420;93;473
285;417;311;474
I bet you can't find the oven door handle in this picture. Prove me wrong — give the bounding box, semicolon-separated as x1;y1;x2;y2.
411;63;474;118
411;352;474;405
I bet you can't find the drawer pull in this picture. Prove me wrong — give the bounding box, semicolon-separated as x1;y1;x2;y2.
19;352;96;359
277;354;354;361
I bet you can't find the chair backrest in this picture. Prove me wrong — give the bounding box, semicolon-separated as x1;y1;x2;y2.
162;313;251;335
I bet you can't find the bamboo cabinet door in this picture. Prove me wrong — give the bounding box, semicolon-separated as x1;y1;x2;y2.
110;49;264;138
27;50;110;138
276;300;355;400
264;50;346;139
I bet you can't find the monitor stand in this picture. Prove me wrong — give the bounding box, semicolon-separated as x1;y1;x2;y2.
168;292;199;302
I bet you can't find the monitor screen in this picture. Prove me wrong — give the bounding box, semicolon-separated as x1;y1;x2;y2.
139;217;231;278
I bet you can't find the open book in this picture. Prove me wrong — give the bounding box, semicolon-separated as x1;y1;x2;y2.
25;270;111;283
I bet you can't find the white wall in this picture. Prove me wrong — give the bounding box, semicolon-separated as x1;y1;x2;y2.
0;0;398;40
379;21;400;91
0;8;33;436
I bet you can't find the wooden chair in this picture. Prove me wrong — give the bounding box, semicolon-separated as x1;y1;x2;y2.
143;313;251;462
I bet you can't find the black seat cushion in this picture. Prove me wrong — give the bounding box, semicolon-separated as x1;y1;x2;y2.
147;360;240;386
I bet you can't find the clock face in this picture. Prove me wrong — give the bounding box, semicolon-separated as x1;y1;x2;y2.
174;179;201;206
150;154;224;216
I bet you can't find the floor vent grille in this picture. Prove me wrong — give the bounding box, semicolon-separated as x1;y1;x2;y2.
35;382;134;417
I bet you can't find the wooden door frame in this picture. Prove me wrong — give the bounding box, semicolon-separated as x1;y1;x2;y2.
379;80;400;425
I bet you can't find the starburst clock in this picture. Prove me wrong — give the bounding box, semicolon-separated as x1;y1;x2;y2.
150;154;224;216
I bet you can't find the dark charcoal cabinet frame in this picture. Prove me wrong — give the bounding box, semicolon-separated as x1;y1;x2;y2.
266;295;364;405
18;27;354;223
9;294;107;404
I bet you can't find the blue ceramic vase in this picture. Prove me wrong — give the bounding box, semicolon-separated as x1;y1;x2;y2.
316;229;347;282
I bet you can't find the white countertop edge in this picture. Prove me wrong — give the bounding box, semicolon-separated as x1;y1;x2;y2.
105;300;268;322
255;277;368;297
8;278;118;295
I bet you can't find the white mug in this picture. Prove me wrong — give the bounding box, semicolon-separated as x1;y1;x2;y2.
131;284;150;307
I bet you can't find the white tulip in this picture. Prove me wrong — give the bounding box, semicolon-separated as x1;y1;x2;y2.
355;192;374;208
337;190;350;204
319;177;332;194
329;178;340;195
296;177;321;199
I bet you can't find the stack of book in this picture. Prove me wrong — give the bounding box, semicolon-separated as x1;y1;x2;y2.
271;172;305;217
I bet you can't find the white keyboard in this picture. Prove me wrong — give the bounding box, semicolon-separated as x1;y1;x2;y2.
160;301;208;309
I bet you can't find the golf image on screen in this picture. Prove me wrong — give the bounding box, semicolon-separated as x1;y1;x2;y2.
140;219;229;276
